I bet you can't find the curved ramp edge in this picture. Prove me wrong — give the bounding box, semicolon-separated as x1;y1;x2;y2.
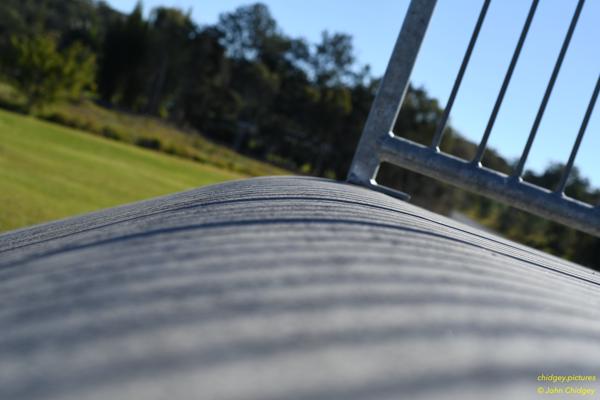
1;176;600;400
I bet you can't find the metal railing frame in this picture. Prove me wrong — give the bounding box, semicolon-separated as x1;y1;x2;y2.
347;0;600;237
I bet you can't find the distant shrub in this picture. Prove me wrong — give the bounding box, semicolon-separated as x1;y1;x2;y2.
83;121;99;132
101;127;122;140
192;155;208;163
164;144;185;156
0;97;26;114
42;112;99;134
135;137;162;150
43;112;71;126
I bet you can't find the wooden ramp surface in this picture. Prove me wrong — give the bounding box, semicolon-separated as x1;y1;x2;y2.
2;176;600;399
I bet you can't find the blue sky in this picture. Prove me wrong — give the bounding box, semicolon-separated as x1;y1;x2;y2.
107;0;600;187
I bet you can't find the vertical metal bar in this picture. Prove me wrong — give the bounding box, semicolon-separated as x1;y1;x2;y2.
431;0;491;150
513;0;585;177
556;75;600;194
347;0;437;185
473;0;539;164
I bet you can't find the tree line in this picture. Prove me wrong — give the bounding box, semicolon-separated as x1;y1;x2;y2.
0;0;599;269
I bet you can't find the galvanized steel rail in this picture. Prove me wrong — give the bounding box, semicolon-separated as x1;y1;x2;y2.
347;0;600;237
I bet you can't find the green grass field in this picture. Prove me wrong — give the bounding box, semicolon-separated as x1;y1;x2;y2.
0;81;287;178
0;108;245;232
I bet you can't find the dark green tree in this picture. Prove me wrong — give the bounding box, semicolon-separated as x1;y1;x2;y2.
1;34;95;111
311;31;355;87
145;7;196;115
97;3;149;109
217;3;277;60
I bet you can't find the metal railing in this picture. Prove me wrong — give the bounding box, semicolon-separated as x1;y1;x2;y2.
347;0;600;237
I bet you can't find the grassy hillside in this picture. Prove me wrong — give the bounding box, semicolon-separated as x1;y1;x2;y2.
41;100;288;176
0;81;287;177
0;108;246;232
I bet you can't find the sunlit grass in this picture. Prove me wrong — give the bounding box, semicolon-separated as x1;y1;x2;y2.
0;108;245;232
